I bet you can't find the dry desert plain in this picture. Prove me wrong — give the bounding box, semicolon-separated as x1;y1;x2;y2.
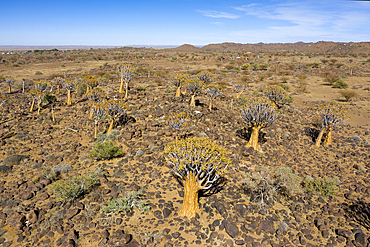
0;42;369;247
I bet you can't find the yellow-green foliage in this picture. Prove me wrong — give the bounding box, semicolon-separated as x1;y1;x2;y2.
162;137;230;189
87;87;106;102
318;101;347;127
197;71;214;85
168;112;190;131
117;63;134;83
49;173;99;202
83;75;100;89
232;81;248;94
89;140;123;160
263;85;287;105
241;97;279;128
33;80;49;91
103;99;127;119
27;89;45;102
168;72;188;88
303;176;340;197
183;79;205;96
205;85;224;100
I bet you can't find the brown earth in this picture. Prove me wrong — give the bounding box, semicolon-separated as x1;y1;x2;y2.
0;45;369;247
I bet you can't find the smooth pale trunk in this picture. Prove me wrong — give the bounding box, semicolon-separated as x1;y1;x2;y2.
86;86;90;95
37;104;41;115
175;86;181;98
30;99;35;112
124;83;129;99
209;99;213;111
178;172;200;218
67;90;72;105
56;85;60;95
246;126;261;151
323;127;332;145
190;95;195;107
8;85;11;94
315;127;325;147
52;108;55;122
119;79;124;94
107;119;114;134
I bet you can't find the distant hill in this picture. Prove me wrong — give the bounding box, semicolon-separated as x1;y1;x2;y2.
175;41;370;54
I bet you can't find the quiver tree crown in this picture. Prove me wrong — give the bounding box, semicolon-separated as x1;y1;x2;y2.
162;137;230;218
241;97;279;150
183;79;205;106
231;81;248;99
116;63;134;95
34;80;49;92
263;85;287;106
205;85;224;110
83;75;100;94
197;71;214;85
103;99;127;133
168;72;188;97
52;77;65;94
87;87;106;102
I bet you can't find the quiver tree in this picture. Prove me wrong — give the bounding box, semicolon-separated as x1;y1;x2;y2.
91;102;107;139
205;85;224;111
183;79;205;107
34;80;49;92
52;77;64;94
117;63;134;98
5;78;14;94
104;99;127;134
83;75;100;95
241;98;279;150
263;85;287;107
315;101;347;147
231;81;248;99
162;137;230;218
63;80;76;105
87;87;106;118
168;112;190;140
168;72;188;98
27;89;45;114
197;71;214;85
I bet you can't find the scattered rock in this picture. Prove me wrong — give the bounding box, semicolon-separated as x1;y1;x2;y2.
223;220;239;238
3;155;29;167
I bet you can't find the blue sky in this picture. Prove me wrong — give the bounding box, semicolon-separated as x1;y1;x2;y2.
1;0;369;46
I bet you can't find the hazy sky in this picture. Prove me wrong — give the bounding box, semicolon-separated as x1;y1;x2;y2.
1;0;369;46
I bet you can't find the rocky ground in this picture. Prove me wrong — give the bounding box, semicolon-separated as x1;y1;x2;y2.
0;47;369;247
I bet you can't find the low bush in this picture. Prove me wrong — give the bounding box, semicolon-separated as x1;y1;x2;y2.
50;173;99;202
332;79;348;89
101;191;151;214
303;176;340;198
340;90;357;102
89;140;123;160
77;83;87;94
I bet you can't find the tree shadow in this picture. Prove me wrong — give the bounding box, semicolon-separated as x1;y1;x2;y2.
117;113;136;125
303;127;320;142
236;127;267;144
342;201;370;230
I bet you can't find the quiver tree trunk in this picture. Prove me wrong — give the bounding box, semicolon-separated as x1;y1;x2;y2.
67;90;72;105
323;127;332;145
246;126;262;151
86;86;90;95
175;86;181;98
124;83;129;99
190;95;196;107
56;85;60;95
37;103;41;115
315;127;325;147
8;85;11;94
107;119;114;134
209;99;213;111
30;99;35;112
178;172;200;218
52;107;55;122
119;79;124;94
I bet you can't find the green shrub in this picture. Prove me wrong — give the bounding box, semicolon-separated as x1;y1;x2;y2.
101;191;151;214
42;94;57;105
50;173;99;202
285;95;294;104
278;83;290;92
77;83;87;94
252;90;259;95
303;176;340;197
89;140;123;160
332;79;348;89
137;86;147;91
